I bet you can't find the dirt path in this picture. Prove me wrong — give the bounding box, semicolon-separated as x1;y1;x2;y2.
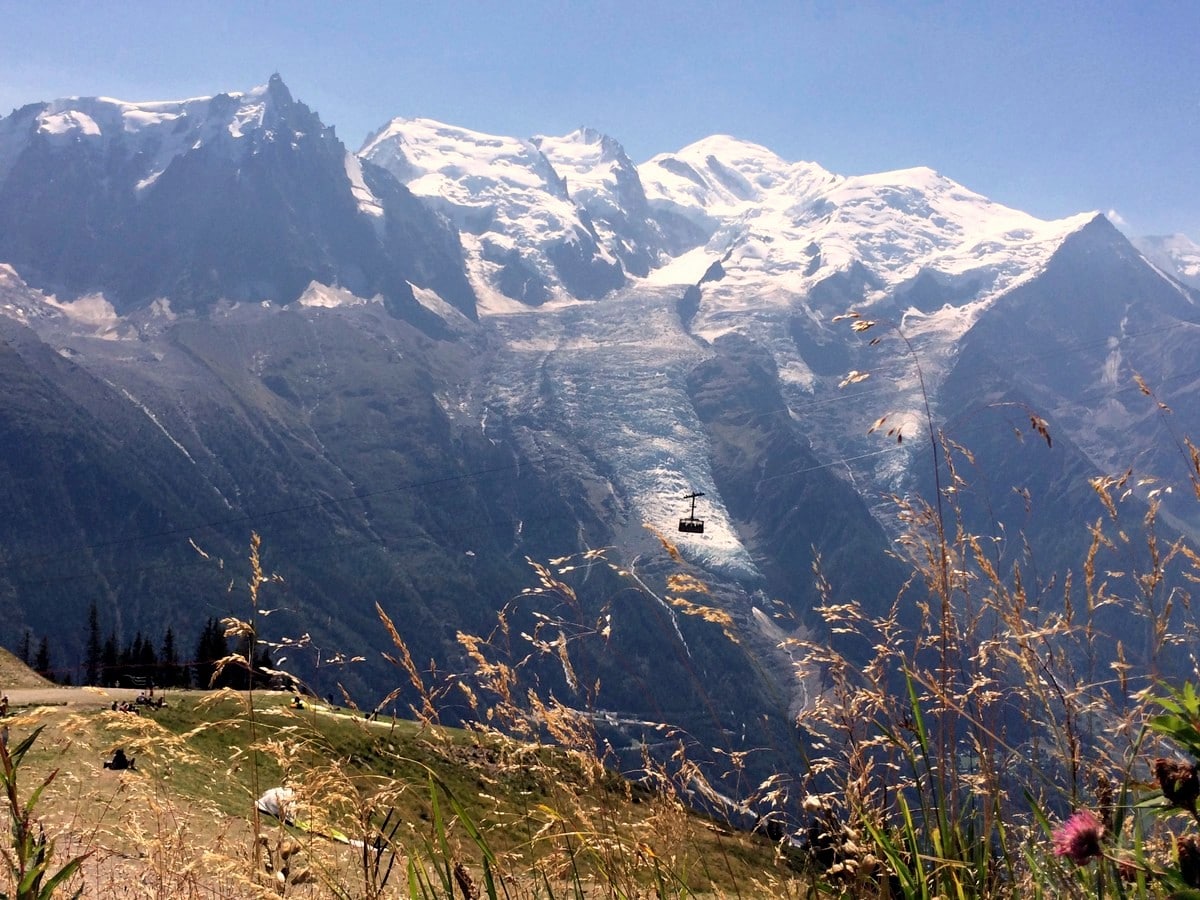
3;686;170;710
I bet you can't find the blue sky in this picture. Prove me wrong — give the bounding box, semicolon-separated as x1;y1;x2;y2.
2;1;1196;238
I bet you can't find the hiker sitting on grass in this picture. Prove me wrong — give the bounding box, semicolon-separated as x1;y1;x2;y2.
104;748;135;770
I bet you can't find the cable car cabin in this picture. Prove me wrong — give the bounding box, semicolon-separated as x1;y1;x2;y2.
677;490;706;533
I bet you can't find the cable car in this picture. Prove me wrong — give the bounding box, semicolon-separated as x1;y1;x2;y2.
678;491;705;534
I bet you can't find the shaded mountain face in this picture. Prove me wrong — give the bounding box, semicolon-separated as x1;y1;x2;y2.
945;217;1200;534
2;77;1199;790
0;76;476;322
684;333;910;621
0;270;825;783
1135;233;1200;290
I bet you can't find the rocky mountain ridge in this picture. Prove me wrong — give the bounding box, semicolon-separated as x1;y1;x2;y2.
0;74;475;322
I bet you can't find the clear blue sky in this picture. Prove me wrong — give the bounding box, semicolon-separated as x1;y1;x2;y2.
2;1;1196;238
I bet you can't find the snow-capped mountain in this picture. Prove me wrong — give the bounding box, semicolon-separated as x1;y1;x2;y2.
532;127;675;276
1;76;320;188
1;77;1197;790
0;75;476;321
641;134;1096;314
361;119;625;307
388;115;1200;683
626;135;1143;534
640;135;833;231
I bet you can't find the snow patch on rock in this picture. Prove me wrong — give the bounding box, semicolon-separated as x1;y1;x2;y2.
297;282;372;309
44;293;121;331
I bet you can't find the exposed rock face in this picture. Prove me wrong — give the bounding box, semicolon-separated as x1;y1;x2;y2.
0;76;476;321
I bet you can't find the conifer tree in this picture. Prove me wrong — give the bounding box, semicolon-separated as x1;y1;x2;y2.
125;633;142;672
139;636;157;686
85;602;102;686
194;618;228;689
160;627;179;688
101;631;119;686
34;636;51;681
254;645;275;689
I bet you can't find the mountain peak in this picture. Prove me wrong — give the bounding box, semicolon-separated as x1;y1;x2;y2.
532;127;669;277
533;127;634;173
549;127;625;160
854;164;944;188
263;72;294;107
0;80;479;320
643;134;1099;315
664;133;774;160
638;135;831;234
362;117;625;305
233;74;322;141
572;126;606;143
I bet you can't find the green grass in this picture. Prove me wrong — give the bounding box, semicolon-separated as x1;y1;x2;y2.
4;691;801;897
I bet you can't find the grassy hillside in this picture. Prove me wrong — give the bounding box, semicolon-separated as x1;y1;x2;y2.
3;690;803;898
0;645;50;690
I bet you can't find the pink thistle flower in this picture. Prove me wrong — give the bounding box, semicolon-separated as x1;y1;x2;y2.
1052;809;1104;866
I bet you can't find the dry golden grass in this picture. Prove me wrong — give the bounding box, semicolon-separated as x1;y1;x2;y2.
0;646;52;690
2;683;806;898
